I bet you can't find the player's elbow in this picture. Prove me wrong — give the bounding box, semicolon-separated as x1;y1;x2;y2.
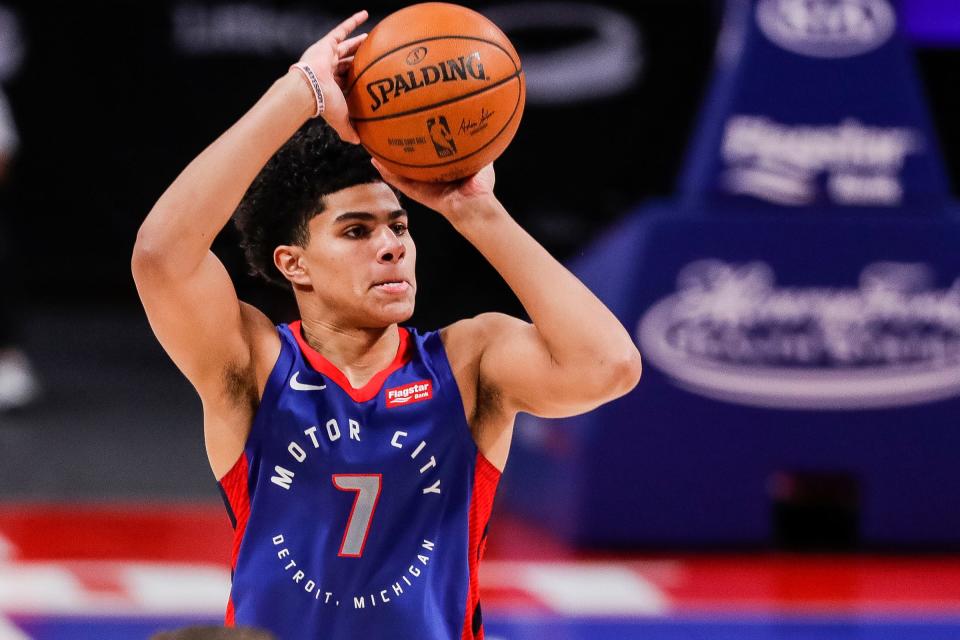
131;228;160;280
562;349;642;412
131;223;179;286
605;348;643;397
572;348;642;404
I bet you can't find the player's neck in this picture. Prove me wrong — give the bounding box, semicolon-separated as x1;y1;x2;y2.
297;317;400;389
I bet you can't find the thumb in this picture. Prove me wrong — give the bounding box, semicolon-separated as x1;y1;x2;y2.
370;158;411;189
331;119;361;145
370;158;430;199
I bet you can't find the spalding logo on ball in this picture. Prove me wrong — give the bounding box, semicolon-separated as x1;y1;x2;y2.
345;2;526;182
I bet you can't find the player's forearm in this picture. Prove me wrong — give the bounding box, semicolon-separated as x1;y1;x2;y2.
134;71;313;276
450;197;641;376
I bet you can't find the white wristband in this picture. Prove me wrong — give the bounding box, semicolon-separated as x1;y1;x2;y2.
291;62;325;118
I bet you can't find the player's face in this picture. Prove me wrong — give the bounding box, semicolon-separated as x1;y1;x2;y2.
303;181;416;327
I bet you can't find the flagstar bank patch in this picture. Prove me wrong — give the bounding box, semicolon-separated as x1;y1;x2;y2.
385;380;433;408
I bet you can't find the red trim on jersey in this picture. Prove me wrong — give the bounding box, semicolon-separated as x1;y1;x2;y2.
290;320;412;403
219;453;251;626
225;597;236;627
462;453;501;640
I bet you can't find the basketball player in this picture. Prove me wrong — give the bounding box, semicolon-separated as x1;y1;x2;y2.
133;11;641;640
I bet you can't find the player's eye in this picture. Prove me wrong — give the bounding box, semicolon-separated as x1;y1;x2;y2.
344;226;370;239
391;222;408;236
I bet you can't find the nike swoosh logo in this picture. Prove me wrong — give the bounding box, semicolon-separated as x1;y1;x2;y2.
290;371;327;391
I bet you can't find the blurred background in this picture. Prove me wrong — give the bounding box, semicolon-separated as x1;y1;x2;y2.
1;0;960;638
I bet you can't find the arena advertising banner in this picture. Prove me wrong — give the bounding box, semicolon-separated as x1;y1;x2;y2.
505;0;960;547
680;0;950;211
638;259;960;410
631;222;960;415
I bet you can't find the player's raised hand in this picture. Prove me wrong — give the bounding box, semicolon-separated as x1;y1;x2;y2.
371;159;497;221
295;10;369;143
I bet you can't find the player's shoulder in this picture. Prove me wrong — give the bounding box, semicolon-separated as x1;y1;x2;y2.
444;311;528;336
239;302;281;359
240;301;281;341
440;312;528;368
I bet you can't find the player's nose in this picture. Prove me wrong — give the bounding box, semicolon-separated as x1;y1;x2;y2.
376;226;405;264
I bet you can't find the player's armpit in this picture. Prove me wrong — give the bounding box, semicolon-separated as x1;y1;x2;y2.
473;312;642;419
131;248;279;404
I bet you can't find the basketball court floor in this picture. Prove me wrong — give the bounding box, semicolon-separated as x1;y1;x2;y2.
2;312;959;639
1;504;960;639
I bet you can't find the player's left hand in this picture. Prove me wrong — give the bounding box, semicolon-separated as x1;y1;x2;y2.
297;10;369;143
370;159;496;220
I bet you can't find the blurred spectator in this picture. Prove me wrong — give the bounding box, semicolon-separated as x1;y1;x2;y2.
0;86;39;412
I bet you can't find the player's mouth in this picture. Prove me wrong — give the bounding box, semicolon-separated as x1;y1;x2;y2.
372;279;411;294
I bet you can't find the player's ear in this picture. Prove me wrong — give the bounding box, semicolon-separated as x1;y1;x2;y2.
274;245;312;287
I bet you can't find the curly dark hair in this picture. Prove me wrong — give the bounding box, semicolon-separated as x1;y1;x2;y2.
233;119;388;287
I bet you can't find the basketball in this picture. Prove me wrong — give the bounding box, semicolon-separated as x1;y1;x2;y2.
345;3;525;182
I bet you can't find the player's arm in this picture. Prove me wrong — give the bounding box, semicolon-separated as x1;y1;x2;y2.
372;163;642;419
131;12;369;474
131;75;307;381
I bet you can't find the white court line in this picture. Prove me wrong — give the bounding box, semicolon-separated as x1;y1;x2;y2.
524;564;669;615
0;562;88;614
124;564;231;614
0;558;666;619
483;561;670;616
0;561;230;617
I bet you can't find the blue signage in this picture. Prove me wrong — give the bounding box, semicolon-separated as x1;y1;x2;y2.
503;0;960;547
679;0;950;213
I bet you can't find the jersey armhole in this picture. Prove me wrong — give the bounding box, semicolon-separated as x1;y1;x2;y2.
241;324;297;454
421;329;496;467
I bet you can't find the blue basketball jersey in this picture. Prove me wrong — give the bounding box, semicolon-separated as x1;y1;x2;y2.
219;321;500;640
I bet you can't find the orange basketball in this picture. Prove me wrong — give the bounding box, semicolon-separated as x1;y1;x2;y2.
345;3;525;182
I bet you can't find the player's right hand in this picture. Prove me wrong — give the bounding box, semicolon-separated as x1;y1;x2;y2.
296;10;369;143
371;159;498;223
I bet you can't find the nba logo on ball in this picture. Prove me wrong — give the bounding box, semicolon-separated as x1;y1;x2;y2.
427;116;456;157
346;2;526;182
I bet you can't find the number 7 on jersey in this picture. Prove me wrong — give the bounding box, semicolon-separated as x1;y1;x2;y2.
333;474;382;558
